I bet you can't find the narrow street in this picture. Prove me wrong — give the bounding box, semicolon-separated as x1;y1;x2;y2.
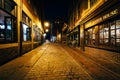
0;43;120;80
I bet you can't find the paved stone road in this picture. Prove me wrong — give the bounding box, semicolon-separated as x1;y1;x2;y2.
0;43;93;80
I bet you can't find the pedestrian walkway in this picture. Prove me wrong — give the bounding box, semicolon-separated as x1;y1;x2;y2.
0;43;93;80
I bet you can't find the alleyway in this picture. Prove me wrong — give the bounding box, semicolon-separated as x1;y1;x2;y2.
0;43;120;80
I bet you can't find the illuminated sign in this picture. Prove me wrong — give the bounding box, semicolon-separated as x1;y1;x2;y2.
103;9;118;20
85;9;119;29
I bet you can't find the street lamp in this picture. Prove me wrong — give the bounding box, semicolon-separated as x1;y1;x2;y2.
44;21;51;41
44;21;50;32
44;21;50;27
45;29;49;32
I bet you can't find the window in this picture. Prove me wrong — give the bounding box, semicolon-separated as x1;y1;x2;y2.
85;28;92;45
104;23;109;45
116;20;120;46
110;21;116;45
23;24;31;41
4;0;16;16
22;12;31;26
33;25;41;42
85;16;120;50
85;26;98;46
0;11;17;43
99;25;104;44
5;17;12;41
99;23;109;45
0;24;5;40
22;12;31;41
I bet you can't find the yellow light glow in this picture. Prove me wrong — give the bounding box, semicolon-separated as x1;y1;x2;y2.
44;22;50;27
45;29;49;32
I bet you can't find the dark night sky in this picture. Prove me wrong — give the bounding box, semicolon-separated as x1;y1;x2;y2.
43;0;71;22
32;0;72;40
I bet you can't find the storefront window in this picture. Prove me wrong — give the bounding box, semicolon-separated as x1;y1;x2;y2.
92;27;97;45
110;21;115;45
85;15;120;51
85;26;99;46
22;12;31;41
87;29;92;45
85;27;95;45
23;24;31;41
99;25;104;44
99;23;109;45
0;9;17;43
116;20;120;46
5;17;12;41
33;25;41;42
22;12;31;26
0;24;5;41
104;24;109;45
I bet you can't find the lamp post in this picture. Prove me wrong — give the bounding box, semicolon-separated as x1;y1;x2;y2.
44;21;50;28
44;21;50;41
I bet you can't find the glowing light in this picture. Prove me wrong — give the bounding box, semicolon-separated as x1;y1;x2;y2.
44;22;50;27
45;29;49;32
43;33;46;37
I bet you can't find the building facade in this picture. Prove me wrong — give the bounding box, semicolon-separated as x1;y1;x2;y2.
0;0;44;65
68;0;120;52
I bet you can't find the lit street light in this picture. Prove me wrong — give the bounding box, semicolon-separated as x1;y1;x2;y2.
44;21;50;27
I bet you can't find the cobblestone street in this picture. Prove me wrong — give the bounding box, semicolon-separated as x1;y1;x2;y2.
0;43;120;80
0;43;92;80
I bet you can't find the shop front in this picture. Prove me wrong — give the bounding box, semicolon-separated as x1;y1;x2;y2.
85;3;120;52
67;26;80;47
0;0;17;43
20;11;32;54
33;25;41;44
0;0;18;65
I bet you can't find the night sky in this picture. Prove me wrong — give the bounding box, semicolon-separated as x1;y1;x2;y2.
43;0;71;22
32;0;72;40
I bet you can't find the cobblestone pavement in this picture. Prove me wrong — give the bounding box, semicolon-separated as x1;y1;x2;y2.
0;43;93;80
62;45;120;80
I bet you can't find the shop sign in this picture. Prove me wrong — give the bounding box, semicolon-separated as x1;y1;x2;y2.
103;9;118;20
85;9;119;29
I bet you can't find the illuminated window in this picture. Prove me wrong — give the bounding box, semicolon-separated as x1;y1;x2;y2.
22;24;31;41
33;25;41;42
85;26;98;46
22;12;31;41
110;21;116;45
0;8;17;43
116;20;120;46
99;23;109;45
99;25;104;44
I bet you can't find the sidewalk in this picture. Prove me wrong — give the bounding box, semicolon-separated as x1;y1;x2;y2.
84;47;120;64
0;44;48;80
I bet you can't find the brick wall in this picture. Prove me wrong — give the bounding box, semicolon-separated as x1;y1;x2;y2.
0;46;18;65
22;43;32;54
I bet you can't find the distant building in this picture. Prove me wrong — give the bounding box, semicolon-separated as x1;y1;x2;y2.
52;17;64;42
